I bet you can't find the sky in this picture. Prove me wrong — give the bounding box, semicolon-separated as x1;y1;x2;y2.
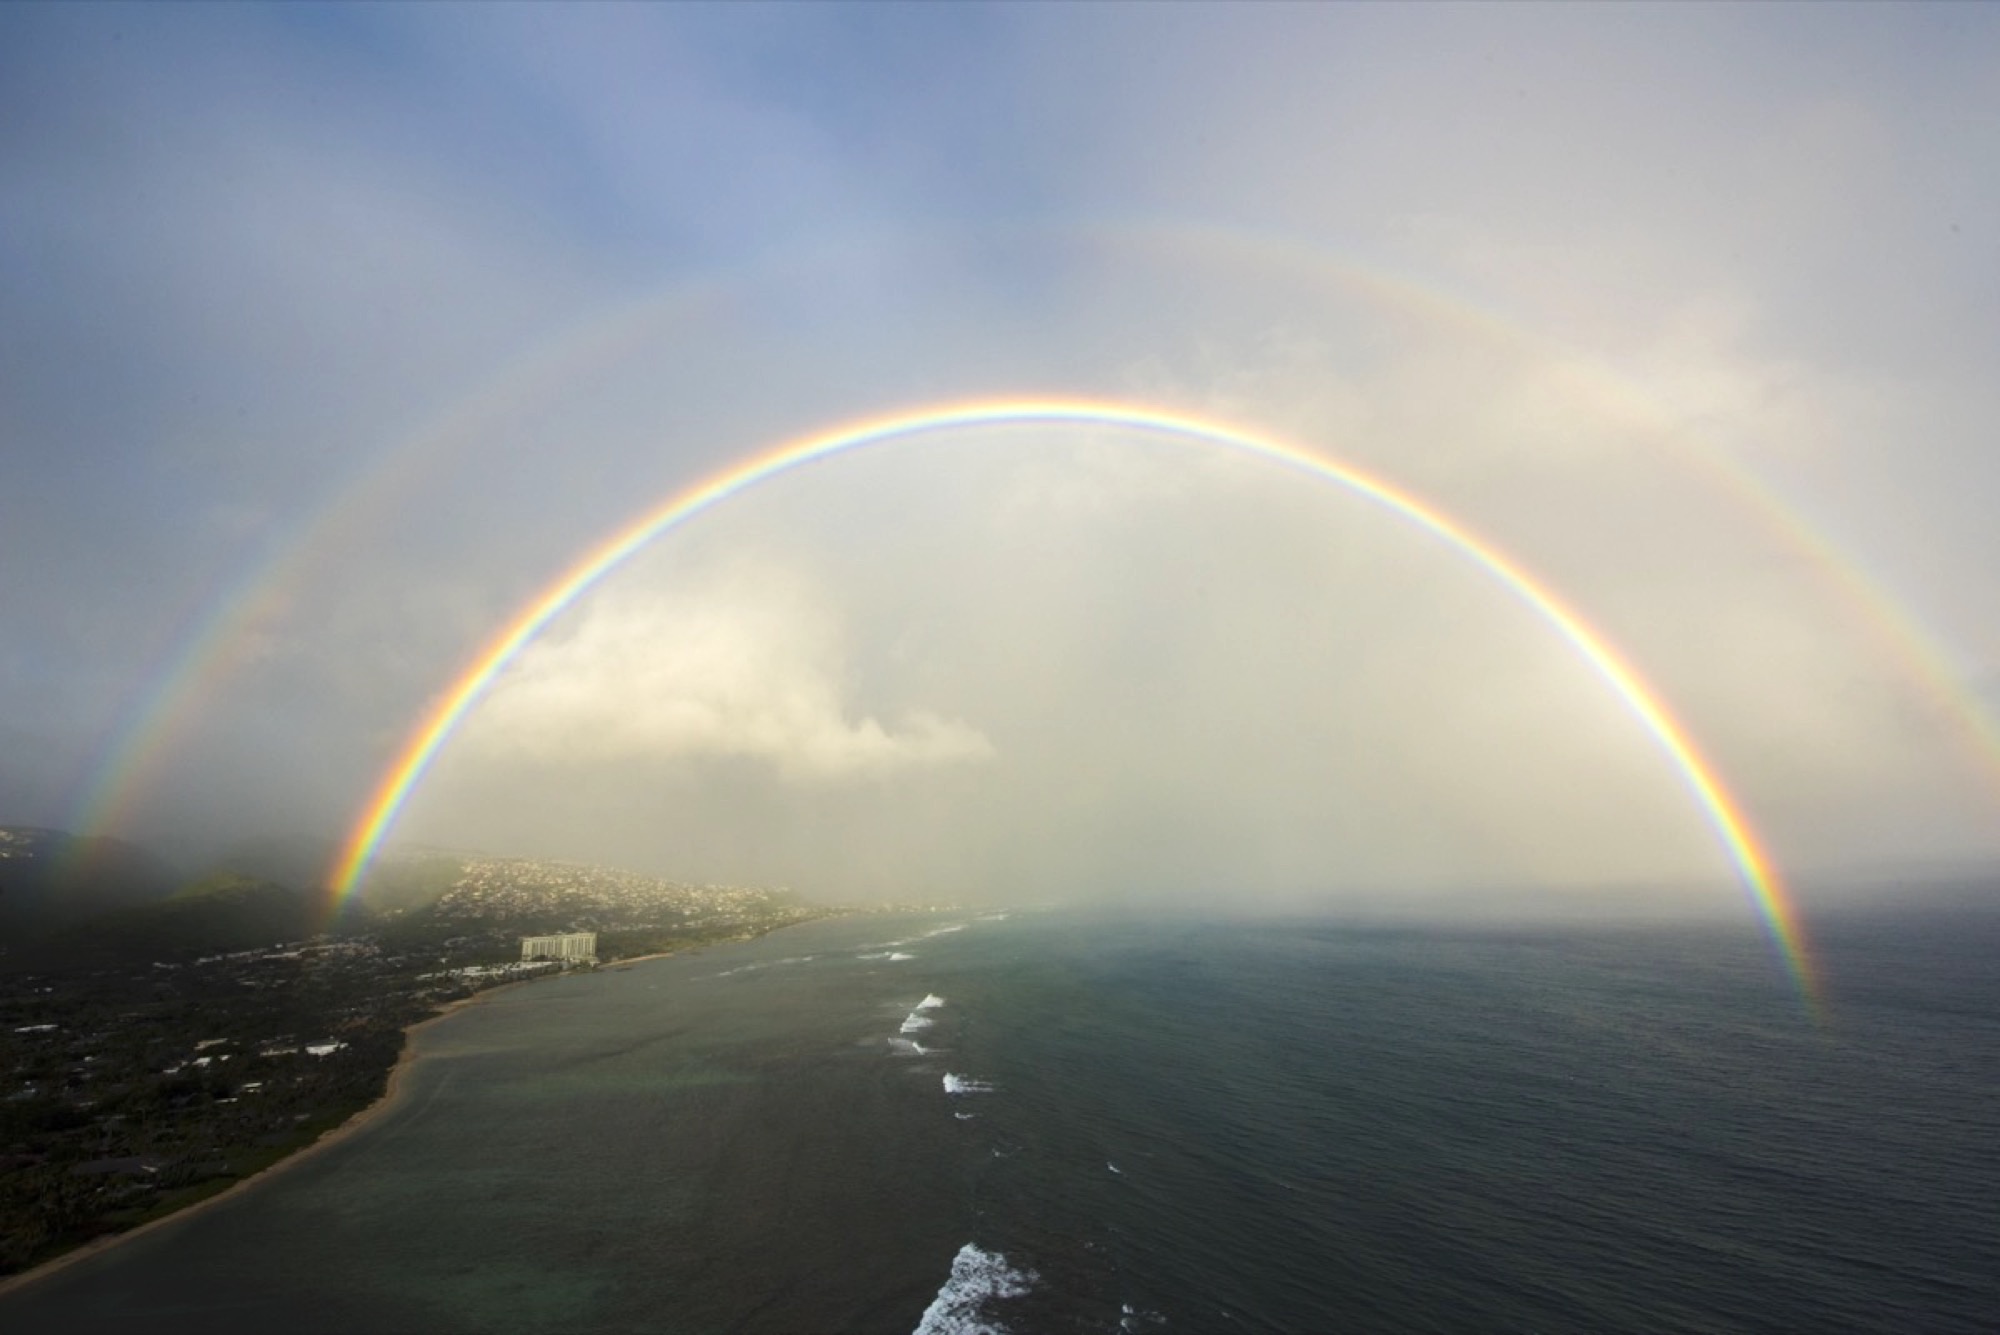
3;3;1998;916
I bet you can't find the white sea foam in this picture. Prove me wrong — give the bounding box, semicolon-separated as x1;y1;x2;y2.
888;1036;930;1056
707;955;815;979
899;994;946;1033
888;952;916;961
943;1073;993;1095
1107;1162;1122;1174
1119;1302;1167;1330
954;1111;976;1121
910;1243;1036;1335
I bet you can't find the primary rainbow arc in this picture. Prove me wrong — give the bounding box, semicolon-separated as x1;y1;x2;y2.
327;397;1817;1005
78;224;2000;876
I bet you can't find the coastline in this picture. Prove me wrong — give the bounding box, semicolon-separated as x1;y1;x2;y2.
0;976;525;1299
0;917;837;1298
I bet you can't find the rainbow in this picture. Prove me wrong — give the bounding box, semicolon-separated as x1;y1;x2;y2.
72;222;2000;874
1093;220;2000;803
325;397;1820;1005
58;271;745;859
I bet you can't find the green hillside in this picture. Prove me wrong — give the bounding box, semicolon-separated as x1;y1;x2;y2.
42;874;320;965
0;826;180;936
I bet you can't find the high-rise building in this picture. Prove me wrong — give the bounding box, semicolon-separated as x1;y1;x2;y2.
520;931;598;964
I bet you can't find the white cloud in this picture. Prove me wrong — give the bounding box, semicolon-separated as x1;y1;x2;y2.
11;5;2000;900
457;574;994;781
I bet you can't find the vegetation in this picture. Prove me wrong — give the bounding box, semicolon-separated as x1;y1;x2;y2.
0;828;180;936
46;875;320;964
0;833;830;1278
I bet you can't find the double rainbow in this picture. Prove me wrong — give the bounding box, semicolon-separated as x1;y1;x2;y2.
325;398;1817;1005
70;223;2000;895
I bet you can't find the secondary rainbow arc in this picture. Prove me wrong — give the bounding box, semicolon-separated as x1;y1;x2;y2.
326;397;1818;1005
78;223;2000;872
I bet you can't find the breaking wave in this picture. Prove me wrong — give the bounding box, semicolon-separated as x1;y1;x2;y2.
910;1243;1036;1335
900;994;947;1033
943;1073;993;1095
707;955;816;979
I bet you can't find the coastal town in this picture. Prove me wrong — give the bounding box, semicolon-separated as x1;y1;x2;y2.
421;853;804;937
0;849;827;1277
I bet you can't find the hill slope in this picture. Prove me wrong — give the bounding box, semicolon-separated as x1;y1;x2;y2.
0;826;180;936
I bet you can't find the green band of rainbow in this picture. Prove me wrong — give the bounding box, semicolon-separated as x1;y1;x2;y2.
327;398;1817;1004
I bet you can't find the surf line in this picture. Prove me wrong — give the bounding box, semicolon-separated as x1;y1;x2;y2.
324;397;1819;1006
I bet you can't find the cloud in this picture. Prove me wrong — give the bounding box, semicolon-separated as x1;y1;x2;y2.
455;572;994;782
7;5;2000;904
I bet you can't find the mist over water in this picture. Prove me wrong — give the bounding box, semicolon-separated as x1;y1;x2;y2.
6;905;1993;1333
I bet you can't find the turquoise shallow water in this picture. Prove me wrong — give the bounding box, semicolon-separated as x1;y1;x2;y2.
5;906;1996;1333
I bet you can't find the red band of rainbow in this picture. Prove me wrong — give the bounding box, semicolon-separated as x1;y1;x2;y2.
326;398;1816;1005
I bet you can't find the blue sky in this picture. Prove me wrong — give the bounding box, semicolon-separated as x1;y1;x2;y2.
4;3;1998;909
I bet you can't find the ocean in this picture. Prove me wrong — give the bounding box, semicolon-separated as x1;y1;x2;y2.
3;905;1995;1333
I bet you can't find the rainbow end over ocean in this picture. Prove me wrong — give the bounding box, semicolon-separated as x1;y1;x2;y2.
325;397;1820;1009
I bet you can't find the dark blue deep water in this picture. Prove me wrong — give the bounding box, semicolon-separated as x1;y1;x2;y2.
4;906;1996;1333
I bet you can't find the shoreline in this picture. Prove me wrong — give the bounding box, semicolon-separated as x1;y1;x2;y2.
0;918;837;1298
0;972;535;1299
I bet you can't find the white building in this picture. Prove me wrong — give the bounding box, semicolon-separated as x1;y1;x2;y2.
520;931;598;964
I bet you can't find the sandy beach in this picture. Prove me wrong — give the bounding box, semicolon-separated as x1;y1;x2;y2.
0;979;519;1298
0;922;831;1302
0;911;967;1333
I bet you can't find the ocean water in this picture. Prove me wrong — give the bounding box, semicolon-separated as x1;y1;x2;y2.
4;906;1996;1333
